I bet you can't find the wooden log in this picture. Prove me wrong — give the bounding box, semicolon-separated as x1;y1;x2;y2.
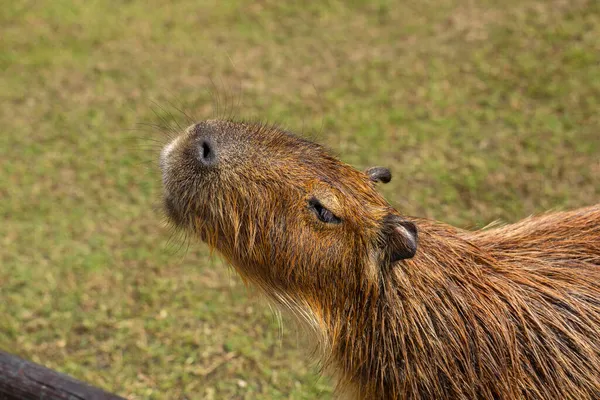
0;350;126;400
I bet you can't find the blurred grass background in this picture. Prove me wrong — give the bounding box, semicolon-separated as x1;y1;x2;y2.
1;0;598;398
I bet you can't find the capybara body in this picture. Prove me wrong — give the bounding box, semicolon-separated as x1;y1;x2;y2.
160;119;600;399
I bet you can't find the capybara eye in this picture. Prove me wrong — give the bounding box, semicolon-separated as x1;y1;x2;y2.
308;197;341;224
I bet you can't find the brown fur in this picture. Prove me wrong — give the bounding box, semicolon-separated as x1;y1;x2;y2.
160;119;600;399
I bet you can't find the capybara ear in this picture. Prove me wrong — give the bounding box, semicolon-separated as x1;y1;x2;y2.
365;167;392;184
381;214;418;262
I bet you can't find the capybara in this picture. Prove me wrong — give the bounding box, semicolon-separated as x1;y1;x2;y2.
159;119;600;399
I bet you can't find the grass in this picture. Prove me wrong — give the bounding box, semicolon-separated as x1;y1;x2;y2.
1;0;598;398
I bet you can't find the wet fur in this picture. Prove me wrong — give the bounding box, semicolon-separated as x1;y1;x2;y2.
160;120;600;399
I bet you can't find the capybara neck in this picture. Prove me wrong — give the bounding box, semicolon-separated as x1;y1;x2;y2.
160;119;600;399
328;212;600;399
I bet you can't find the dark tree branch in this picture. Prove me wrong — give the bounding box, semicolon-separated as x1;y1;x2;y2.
0;350;126;400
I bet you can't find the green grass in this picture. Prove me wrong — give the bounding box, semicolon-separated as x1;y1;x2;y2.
1;0;599;398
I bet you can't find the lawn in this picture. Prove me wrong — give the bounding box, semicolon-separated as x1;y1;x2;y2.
1;0;598;398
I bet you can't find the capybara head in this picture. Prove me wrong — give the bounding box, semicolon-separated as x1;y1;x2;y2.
160;120;417;312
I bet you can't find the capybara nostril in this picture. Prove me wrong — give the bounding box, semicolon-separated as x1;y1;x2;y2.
197;139;216;167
